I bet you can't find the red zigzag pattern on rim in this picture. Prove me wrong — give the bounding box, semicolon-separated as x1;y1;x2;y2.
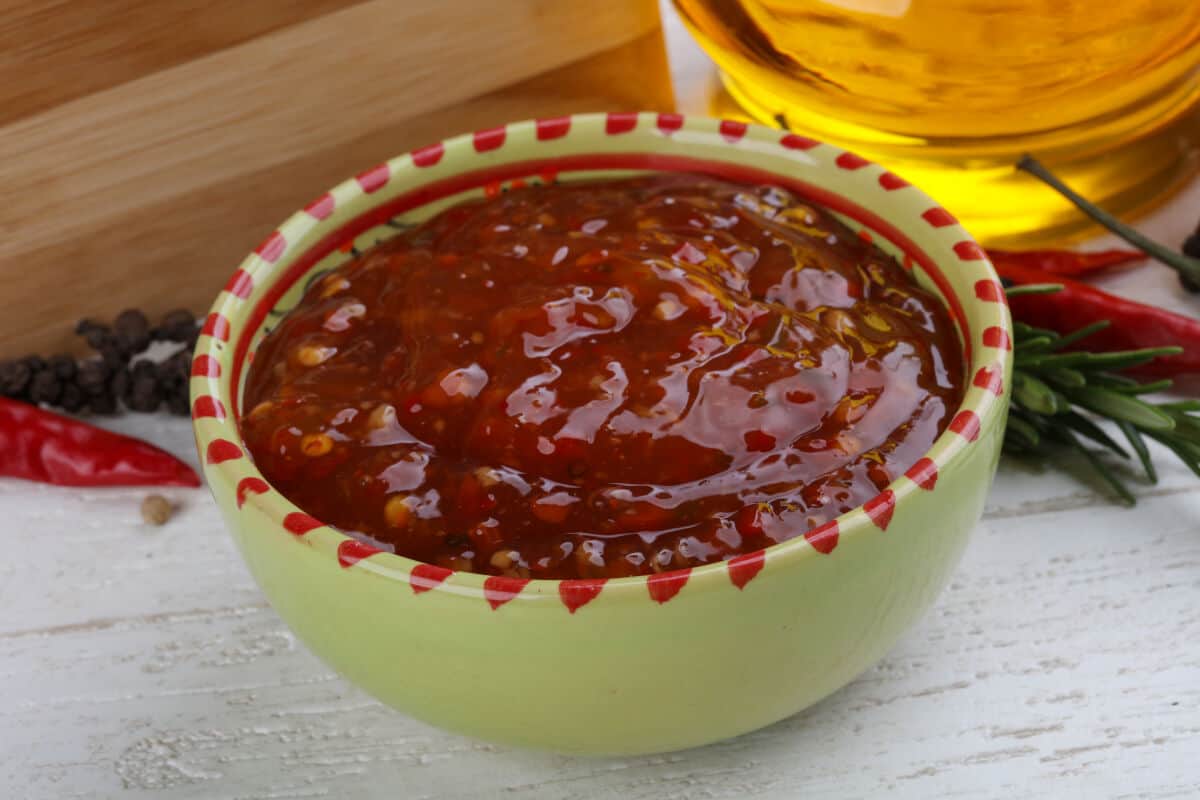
356;164;390;194
473;127;506;152
864;490;897;530
410;564;453;594
224;270;253;299
950;410;982;442
191;355;220;378
804;520;839;554
605;112;638;135
983;326;1012;350
974;365;1004;395
559;579;606;613
338;539;381;567
656;113;684;134
647;569;690;604
283;513;323;536
305;193;335;220
974;279;1005;303
206;439;241;464
484;576;530;610
727;551;766;589
254;231;287;264
192;396;225;420
236;477;269;509
905;457;939;490
214;113;1004;602
536;117;570;140
202;313;230;341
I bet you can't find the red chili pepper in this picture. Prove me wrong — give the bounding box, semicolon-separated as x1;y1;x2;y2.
987;248;1144;278
0;398;201;487
998;262;1200;379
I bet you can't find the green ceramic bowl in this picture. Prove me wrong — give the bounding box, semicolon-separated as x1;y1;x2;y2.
193;112;1011;755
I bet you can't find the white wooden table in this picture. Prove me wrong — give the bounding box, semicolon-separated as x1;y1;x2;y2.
4;10;1199;798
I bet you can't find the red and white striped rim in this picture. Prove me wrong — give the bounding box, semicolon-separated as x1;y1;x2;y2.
192;113;1011;613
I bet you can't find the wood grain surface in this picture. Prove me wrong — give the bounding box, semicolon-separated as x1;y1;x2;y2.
0;0;671;358
0;0;360;124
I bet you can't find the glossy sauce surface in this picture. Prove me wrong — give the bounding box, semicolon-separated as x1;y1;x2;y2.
241;175;963;579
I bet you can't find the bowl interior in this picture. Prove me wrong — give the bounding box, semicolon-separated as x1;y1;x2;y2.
193;112;1011;597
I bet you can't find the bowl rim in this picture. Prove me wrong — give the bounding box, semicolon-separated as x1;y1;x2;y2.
192;111;1011;607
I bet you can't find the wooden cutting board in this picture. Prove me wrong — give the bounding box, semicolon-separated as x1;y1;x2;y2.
0;0;673;357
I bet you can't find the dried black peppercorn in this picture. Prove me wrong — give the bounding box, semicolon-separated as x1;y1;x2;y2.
84;328;112;351
58;383;86;413
12;307;205;416
161;350;191;383
49;354;77;382
165;393;191;417
0;360;33;398
76;318;109;336
28;370;63;406
89;393;118;415
131;359;157;380
76;360;111;396
100;346;128;370
110;368;131;404
158;309;197;343
114;309;152;354
126;373;162;413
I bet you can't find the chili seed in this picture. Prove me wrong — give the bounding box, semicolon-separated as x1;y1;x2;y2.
319;275;352;298
296;345;335;367
384;495;411;528
140;494;173;526
442;555;474;571
300;433;333;457
654;298;685;320
366;403;397;430
474;466;500;487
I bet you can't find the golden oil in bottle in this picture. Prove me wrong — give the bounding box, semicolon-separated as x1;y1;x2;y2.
674;0;1200;245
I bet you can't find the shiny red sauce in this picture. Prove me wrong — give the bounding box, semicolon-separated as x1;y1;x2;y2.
242;175;963;579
